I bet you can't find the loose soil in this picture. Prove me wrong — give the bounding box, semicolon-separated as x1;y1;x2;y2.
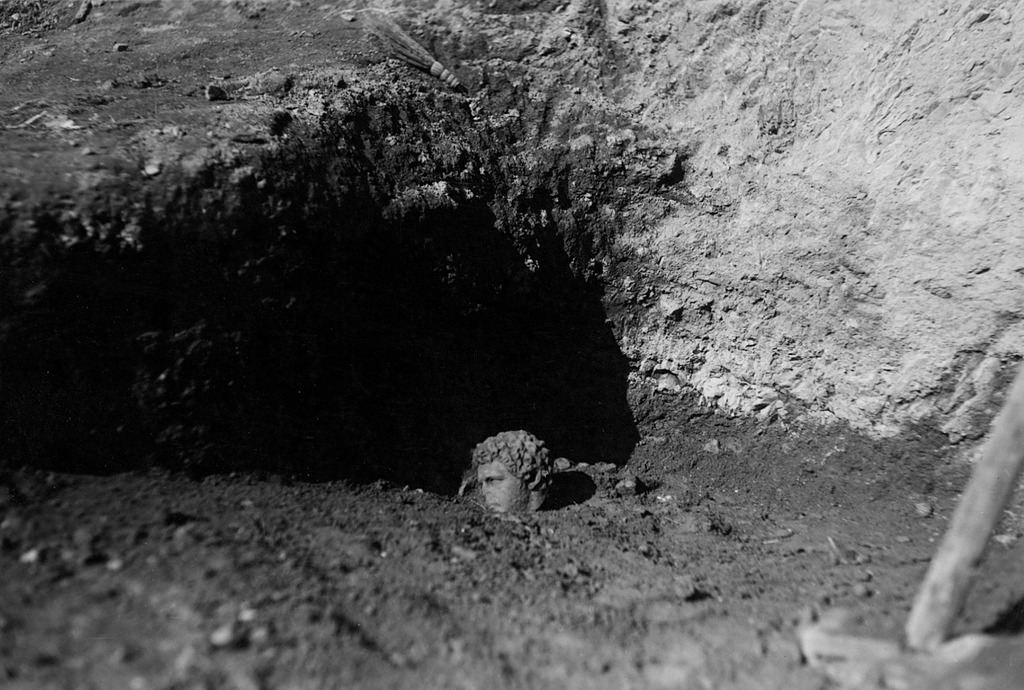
3;1;1024;689
6;414;1023;690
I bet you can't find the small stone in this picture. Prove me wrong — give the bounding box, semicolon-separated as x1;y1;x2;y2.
657;293;684;320
19;548;40;564
655;371;682;393
106;557;123;572
113;43;128;52
895;536;911;544
205;84;229;101
914;501;933;517
250;625;271;645
592;462;616;473
172;525;192;548
209;624;232;647
615;478;637;497
757;399;784;422
702;439;721;454
553;457;572;472
210;622;245;648
763;527;794;541
852;583;871;598
143;162;161;176
992;533;1017;547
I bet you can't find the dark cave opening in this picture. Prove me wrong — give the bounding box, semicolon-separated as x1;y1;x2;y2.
0;88;640;491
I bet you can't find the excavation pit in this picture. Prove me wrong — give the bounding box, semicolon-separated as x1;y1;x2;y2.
3;1;1024;688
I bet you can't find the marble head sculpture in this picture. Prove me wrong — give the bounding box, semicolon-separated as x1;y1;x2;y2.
459;430;554;513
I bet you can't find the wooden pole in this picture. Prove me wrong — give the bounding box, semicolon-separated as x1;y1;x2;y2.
905;363;1024;651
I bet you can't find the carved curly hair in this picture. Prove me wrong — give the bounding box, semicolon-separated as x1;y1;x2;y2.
459;430;553;495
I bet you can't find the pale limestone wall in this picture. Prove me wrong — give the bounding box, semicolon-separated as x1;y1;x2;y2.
606;0;1024;440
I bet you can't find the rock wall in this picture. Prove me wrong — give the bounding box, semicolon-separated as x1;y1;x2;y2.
602;0;1024;442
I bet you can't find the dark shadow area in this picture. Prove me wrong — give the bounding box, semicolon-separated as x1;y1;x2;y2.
543;471;597;510
230;186;641;493
985;597;1024;636
0;86;641;491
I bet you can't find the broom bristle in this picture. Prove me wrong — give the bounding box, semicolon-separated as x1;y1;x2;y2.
362;9;437;68
360;8;463;90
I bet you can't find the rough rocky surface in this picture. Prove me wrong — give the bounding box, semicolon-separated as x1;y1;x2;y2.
3;0;1024;688
603;0;1024;442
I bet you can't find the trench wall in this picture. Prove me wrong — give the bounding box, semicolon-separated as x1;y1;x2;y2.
600;0;1024;445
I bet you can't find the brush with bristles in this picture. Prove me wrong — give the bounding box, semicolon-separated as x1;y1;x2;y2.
360;8;465;92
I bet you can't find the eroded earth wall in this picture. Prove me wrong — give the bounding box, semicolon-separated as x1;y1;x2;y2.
602;0;1024;444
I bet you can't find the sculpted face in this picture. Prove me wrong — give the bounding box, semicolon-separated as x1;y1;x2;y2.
477;461;548;513
464;430;554;514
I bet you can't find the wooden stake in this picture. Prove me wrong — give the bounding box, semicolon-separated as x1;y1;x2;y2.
905;363;1024;651
72;0;93;24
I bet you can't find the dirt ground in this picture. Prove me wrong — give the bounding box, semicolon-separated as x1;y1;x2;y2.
5;412;1022;690
4;1;1024;689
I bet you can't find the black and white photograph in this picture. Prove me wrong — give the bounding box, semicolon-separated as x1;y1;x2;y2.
2;1;1023;687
